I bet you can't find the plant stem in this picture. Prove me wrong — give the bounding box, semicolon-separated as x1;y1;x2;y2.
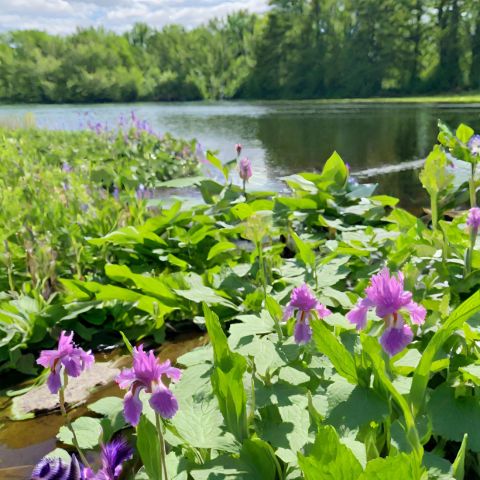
470;162;477;208
58;380;90;468
431;192;438;230
466;226;478;275
257;241;267;301
155;413;169;480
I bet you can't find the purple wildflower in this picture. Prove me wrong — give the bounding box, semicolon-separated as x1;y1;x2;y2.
37;331;94;394
116;345;182;426
92;438;133;480
468;134;480;156
467;207;480;230
31;454;84;480
239;157;252;182
62;162;73;173
235;143;242;156
284;284;332;344
346;268;426;356
113;187;119;201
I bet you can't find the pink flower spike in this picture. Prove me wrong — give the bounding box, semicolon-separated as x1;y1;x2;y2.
467;207;480;230
239;157;252;182
37;331;94;394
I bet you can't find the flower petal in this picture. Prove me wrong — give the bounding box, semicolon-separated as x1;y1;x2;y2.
346;302;369;330
123;389;143;427
150;386;179;419
405;301;426;325
36;350;59;369
380;324;413;357
47;370;62;395
158;360;182;382
116;368;136;390
294;320;312;344
316;303;332;318
282;304;295;322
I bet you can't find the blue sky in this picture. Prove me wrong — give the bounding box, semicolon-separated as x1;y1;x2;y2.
0;0;269;34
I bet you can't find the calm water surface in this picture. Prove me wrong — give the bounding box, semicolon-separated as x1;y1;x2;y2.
2;100;480;209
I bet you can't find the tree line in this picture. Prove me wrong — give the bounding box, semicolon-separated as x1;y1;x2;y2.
1;0;479;103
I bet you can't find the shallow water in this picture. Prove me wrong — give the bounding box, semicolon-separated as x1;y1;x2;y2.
0;332;207;476
1;100;480;210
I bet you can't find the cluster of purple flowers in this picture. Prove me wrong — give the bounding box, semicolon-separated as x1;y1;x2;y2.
467;207;480;230
34;331;182;479
31;438;133;480
347;268;426;356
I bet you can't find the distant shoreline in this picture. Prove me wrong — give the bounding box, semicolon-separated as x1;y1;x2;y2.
2;94;480;107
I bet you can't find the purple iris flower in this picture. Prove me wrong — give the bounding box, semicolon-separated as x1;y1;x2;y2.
467;207;480;230
37;331;94;394
283;283;332;344
31;454;84;480
239;157;252;182
346;268;426;356
468;134;480;156
87;438;133;480
116;345;182;426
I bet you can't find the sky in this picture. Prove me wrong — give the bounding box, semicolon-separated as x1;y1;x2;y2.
0;0;269;34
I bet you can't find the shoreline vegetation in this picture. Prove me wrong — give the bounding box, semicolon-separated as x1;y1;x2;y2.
4;92;480;107
4;118;480;478
2;0;480;104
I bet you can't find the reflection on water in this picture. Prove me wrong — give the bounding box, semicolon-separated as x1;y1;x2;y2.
1;100;480;210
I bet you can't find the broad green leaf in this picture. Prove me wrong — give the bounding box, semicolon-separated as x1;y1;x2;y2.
137;415;162;480
290;230;316;269
410;290;480;416
311;320;358;384
419;147;453;196
456;124;474;144
429;385;480;452
207;241;236;260
452;434;468;480
298;425;362;480
203;303;248;442
358;453;419;480
57;417;103;450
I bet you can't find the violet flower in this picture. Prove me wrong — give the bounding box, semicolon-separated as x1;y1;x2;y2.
116;345;182;426
37;331;94;394
31;454;84;480
239;157;252;182
346;268;426;356
62;162;73;173
283;283;332;344
468;134;480;156
88;438;133;480
467;207;480;230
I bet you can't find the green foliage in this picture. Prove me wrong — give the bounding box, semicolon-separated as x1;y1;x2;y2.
1;1;480;102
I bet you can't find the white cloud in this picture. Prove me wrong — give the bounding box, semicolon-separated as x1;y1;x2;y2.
0;0;269;34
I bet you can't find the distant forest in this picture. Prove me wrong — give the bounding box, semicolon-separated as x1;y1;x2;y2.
1;0;479;103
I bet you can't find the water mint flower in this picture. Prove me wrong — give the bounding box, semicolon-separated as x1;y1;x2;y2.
31;454;83;480
284;283;331;344
37;331;94;394
116;345;181;426
468;134;480;156
347;268;426;356
239;157;252;182
467;207;480;230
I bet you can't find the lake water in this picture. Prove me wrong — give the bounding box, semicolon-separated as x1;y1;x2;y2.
2;100;480;210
